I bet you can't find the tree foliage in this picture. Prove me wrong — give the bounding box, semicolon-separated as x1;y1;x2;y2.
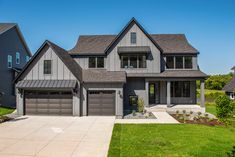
197;73;233;90
215;95;235;124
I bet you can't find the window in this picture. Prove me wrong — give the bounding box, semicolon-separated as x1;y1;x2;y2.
26;56;30;62
89;57;104;68
121;55;128;68
130;32;137;44
121;54;146;68
129;55;137;68
89;57;96;68
171;81;190;97
97;57;104;68
166;56;193;69
7;55;12;68
43;60;52;74
185;56;192;69
166;56;174;69
16;52;20;64
129;95;138;106
175;56;183;69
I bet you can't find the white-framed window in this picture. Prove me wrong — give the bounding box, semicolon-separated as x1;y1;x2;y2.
130;32;137;44
7;55;12;68
16;52;20;64
26;56;30;62
230;93;234;100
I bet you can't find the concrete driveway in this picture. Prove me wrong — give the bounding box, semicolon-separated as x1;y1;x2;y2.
0;116;115;157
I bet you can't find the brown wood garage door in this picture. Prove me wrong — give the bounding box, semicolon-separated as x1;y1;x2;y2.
88;91;115;115
24;91;73;116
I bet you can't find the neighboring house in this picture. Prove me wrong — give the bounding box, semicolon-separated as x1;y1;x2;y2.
15;18;207;117
223;66;235;100
0;23;31;108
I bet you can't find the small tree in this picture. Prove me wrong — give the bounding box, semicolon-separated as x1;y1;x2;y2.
215;95;235;125
137;98;144;113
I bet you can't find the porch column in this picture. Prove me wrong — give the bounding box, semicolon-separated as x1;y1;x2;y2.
167;81;171;105
200;80;205;107
145;80;149;107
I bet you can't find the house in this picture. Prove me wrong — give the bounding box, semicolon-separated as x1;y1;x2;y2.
223;66;235;100
14;18;207;117
0;23;31;108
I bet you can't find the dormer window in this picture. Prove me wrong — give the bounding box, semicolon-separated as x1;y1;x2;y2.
130;32;136;44
166;56;193;69
89;57;104;68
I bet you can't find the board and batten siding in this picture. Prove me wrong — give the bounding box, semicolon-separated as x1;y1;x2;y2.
24;47;76;80
107;24;161;73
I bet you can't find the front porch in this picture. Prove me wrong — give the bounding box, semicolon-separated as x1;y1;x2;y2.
144;78;205;113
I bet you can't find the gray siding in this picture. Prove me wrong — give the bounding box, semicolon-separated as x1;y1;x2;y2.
24;47;76;80
107;24;161;73
0;27;30;107
124;78;146;110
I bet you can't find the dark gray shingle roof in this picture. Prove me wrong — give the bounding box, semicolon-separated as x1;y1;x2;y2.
69;34;198;55
16;80;77;89
83;69;126;83
223;75;235;92
0;23;16;34
127;70;208;78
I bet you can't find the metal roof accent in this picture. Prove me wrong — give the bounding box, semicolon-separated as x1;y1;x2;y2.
16;80;77;90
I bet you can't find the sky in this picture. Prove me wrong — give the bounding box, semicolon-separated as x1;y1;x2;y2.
0;0;235;75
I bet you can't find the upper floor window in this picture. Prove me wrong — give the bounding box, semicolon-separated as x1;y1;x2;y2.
130;32;137;44
16;52;20;64
7;55;12;68
43;60;52;74
166;56;193;69
26;56;30;62
121;54;146;68
166;56;174;69
89;57;104;68
185;56;193;69
175;56;183;69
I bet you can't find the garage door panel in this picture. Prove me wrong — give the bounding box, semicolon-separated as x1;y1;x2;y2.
88;91;115;116
25;91;73;116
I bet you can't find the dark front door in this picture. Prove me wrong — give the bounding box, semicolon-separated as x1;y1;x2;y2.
149;82;160;104
149;83;155;104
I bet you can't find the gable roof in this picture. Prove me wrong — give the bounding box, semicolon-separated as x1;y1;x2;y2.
223;75;235;92
14;40;83;83
0;23;32;56
69;18;198;55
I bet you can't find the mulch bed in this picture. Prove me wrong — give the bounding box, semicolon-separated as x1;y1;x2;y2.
171;114;223;126
0;116;13;123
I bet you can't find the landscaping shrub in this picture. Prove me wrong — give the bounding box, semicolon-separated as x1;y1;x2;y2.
137;98;144;113
215;95;235;125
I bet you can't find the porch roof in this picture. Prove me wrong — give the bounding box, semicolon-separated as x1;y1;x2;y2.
127;70;208;78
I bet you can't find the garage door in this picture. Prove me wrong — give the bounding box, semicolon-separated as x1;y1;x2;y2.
24;91;72;116
88;91;115;115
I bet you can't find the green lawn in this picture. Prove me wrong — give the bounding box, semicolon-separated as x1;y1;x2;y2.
108;124;235;157
0;107;15;116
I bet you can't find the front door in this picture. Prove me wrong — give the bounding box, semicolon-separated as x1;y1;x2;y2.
149;82;160;104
